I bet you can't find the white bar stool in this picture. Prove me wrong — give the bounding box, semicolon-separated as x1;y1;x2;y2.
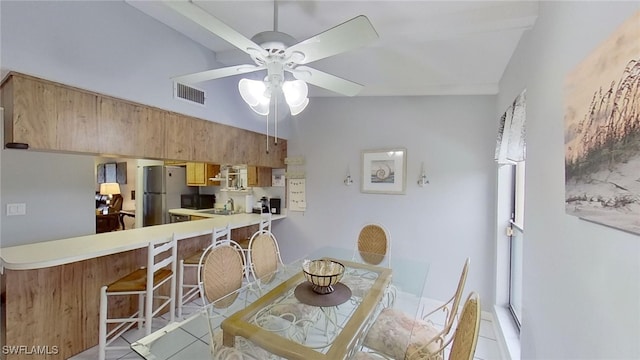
98;234;177;360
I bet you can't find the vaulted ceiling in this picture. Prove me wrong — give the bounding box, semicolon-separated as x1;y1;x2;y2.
127;1;538;97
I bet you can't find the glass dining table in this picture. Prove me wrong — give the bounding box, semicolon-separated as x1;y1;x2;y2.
131;246;429;360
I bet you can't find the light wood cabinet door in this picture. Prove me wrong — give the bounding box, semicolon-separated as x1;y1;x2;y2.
186;162;221;186
165;112;192;161
247;166;272;187
139;108;166;159
186;162;205;186
2;75;99;152
98;97;144;157
190;215;209;221
56;85;98;153
3;75;57;149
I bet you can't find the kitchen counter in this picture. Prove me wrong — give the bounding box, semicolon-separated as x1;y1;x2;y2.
168;208;270;217
0;211;286;271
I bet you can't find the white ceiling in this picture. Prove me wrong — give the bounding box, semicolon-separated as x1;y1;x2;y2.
127;0;538;97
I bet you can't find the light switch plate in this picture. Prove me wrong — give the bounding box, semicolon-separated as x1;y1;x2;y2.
7;203;26;216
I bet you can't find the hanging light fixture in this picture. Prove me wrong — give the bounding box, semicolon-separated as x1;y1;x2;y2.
238;78;270;115
238;78;309;116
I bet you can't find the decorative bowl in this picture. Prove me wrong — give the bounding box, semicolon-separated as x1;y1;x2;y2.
302;259;345;294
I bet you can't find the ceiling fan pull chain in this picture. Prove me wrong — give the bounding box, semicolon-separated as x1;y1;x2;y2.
274;94;278;146
266;110;270;154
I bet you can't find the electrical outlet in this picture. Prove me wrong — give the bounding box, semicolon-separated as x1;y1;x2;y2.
7;203;26;216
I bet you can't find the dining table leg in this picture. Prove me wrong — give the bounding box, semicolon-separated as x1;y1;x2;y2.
222;331;235;347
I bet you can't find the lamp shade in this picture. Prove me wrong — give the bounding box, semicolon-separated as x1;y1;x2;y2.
282;80;308;107
99;182;121;195
289;97;309;116
238;78;269;107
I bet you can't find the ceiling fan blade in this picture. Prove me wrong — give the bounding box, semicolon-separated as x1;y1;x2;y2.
285;15;378;65
163;0;268;58
290;66;363;97
172;64;264;84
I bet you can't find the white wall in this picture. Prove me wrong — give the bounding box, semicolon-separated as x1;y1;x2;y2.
277;95;497;306
1;149;96;247
499;2;640;359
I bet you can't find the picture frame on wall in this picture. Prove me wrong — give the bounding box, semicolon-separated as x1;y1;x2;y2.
361;148;407;194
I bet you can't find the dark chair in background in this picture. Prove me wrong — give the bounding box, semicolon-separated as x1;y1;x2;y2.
96;194;124;233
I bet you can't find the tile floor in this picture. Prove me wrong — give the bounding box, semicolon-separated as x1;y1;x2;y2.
71;295;501;360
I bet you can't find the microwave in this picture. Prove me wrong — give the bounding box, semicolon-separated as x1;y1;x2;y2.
181;194;215;210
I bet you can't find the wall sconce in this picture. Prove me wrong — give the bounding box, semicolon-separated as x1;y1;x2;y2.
344;167;354;186
417;162;429;187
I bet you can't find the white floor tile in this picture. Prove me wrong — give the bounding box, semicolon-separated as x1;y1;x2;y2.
75;297;501;360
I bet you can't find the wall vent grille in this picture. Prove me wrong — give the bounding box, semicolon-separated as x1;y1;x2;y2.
174;83;205;105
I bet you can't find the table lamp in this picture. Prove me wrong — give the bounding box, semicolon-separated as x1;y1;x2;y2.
99;182;121;214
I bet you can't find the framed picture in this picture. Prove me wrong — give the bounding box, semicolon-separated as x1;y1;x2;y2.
361;148;407;194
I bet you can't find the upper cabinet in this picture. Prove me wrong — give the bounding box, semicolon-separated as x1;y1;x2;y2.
247;166;272;187
186;162;221;187
2;74;98;153
1;72;287;167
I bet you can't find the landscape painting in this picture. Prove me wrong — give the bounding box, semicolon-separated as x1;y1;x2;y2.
564;11;640;235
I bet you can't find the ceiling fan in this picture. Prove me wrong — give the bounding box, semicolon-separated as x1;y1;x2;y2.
165;0;379;119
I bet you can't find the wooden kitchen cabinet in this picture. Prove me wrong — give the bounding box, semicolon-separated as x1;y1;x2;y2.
98;97;145;157
1;71;287;168
186;162;221;186
189;215;209;221
247;166;272;187
1;73;99;152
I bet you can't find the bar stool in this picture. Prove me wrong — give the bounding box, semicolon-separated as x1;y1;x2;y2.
98;234;178;360
177;224;231;318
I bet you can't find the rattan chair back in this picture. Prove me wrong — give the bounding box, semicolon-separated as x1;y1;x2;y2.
448;292;481;360
445;258;470;332
199;241;245;309
357;223;390;266
248;230;283;284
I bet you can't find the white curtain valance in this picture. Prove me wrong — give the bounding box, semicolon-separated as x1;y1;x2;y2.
495;89;526;164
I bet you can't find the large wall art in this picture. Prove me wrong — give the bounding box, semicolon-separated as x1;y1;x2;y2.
564;11;640;235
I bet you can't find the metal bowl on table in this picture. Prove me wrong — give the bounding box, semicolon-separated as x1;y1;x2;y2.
302;259;345;294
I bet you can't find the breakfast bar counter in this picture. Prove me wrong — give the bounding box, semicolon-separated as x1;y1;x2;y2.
0;211;285;271
0;212;285;360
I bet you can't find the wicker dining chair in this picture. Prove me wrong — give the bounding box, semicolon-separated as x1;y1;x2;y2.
354;223;391;267
198;239;246;308
352;292;481;360
356;258;470;360
197;240;273;359
177;224;232;318
247;229;283;285
344;223;396;306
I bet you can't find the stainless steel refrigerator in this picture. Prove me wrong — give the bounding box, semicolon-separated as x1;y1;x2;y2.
143;165;195;226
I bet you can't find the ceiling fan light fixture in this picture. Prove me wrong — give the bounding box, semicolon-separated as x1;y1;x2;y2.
238;78;269;107
289;97;309;116
250;102;270;116
282;80;308;107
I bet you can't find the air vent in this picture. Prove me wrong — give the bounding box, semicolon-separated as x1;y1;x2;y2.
174;83;205;105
